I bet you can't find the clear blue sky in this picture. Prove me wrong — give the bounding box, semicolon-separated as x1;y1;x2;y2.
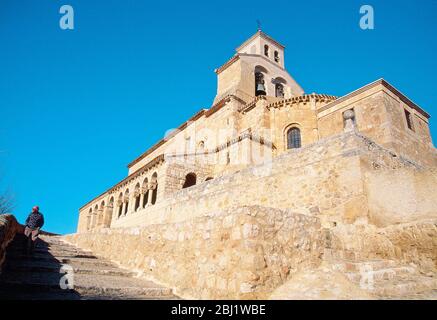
0;0;436;234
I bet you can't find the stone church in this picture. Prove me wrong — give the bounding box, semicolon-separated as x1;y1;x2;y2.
70;30;437;299
77;30;435;232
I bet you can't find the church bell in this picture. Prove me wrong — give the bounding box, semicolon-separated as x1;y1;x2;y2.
256;83;266;96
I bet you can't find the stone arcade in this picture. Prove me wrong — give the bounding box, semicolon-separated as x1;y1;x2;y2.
68;31;437;299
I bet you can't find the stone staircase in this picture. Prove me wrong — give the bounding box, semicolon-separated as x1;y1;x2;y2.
331;259;437;300
0;234;178;300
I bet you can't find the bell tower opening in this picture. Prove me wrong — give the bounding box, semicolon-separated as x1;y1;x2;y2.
255;66;268;96
213;30;304;104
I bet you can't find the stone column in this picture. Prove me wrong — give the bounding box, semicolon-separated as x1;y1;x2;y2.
116;200;122;219
97;208;104;228
128;193;135;214
141;185;148;208
86;215;91;231
121;201;127;216
104;205;113;227
91;213;97;229
139;193;144;210
133;190;140;212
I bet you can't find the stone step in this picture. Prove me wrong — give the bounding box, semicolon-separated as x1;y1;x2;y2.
0;270;70;289
80;293;181;300
6;247;92;258
6;251;98;261
0;271;174;298
0;285;81;300
0;284;178;300
72;274;174;297
4;260;135;277
7;239;88;254
6;253;62;263
59;257;119;268
1;235;177;300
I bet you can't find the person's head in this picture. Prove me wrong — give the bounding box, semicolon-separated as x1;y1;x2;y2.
32;206;39;213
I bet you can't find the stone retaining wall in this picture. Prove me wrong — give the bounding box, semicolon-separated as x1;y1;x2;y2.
326;218;437;271
65;206;325;299
0;214;21;274
104;132;436;230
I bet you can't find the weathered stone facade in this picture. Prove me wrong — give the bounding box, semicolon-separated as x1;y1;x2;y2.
70;31;437;299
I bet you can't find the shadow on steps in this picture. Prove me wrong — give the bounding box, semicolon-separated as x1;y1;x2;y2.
0;233;81;300
0;233;179;300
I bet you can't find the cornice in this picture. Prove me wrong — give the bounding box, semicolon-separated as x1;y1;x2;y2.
265;94;338;110
317;79;430;119
80;130;276;210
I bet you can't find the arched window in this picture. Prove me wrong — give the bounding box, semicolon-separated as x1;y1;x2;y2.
106;197;114;227
117;193;123;218
275;83;284;98
142;178;149;208
264;45;269;57
134;183;141;212
255;72;266;96
182;173;197;189
254;66;268;96
151;173;158;205
273;77;286;98
287;127;301;149
274;51;280;63
123;189;129;215
98;201;105;226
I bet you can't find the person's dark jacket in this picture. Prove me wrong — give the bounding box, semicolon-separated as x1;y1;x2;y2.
25;211;44;229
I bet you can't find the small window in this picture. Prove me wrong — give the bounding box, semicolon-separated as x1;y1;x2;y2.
287;127;301;149
274;51;280;63
182;173;197;189
264;45;269;57
404;109;414;131
275;83;284;98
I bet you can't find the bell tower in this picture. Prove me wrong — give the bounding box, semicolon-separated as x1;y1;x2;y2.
214;30;304;103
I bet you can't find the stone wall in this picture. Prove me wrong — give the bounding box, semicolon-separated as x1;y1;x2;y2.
365;166;437;226
108;132;369;229
67;132;437;299
0;214;20;274
317;81;436;167
65;210;437;299
103;132;436;230
326;218;437;271
65;206;325;299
